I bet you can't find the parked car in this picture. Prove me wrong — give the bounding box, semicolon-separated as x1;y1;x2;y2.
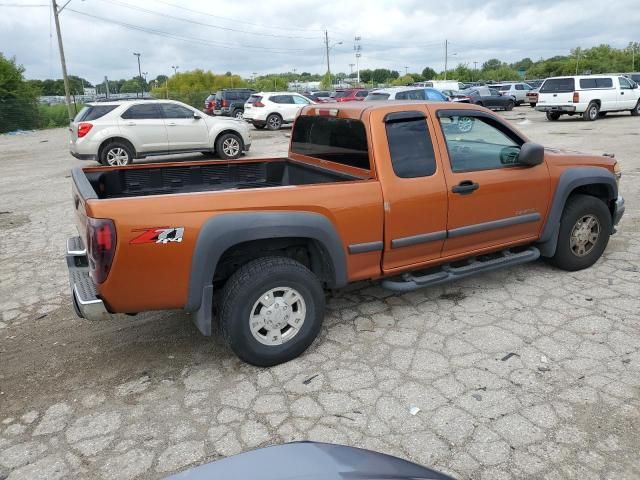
310;91;332;101
526;87;540;108
492;82;533;105
301;92;327;103
66;101;624;366
526;79;545;89
536;75;640;121
69;99;251;165
624;72;640;84
364;86;448;101
242;92;313;130
204;88;255;118
414;80;464;91
454;86;515;110
333;89;369;102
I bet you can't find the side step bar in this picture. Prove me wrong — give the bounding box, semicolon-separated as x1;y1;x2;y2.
381;247;540;292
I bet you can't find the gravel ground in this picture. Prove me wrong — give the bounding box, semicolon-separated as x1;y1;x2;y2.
0;108;638;480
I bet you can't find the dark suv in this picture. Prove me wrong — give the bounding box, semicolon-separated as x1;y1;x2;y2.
204;89;255;118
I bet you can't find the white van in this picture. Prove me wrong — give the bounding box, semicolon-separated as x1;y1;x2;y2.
416;80;464;91
536;75;640;121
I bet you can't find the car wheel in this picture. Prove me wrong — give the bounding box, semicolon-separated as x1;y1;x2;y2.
505;101;515;111
583;102;599;121
219;256;325;367
233;109;244;119
215;133;243;160
530;103;536;108
100;141;133;166
456;116;474;133
266;114;282;130
631;100;640;116
548;194;612;271
546;111;560;121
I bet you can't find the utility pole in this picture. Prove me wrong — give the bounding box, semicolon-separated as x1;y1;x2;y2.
171;65;179;75
575;47;580;75
104;76;110;99
51;0;73;120
133;52;143;97
632;45;635;72
348;63;355;76
324;30;331;86
354;36;362;85
404;66;409;76
444;39;448;80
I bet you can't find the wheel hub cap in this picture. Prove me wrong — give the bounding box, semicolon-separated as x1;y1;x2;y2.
250;287;306;346
570;215;600;257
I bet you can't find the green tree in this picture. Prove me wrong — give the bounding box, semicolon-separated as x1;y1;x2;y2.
0;54;39;132
421;66;437;79
391;75;414;86
482;58;503;70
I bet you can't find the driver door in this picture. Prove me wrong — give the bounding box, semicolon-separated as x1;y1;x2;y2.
435;111;551;258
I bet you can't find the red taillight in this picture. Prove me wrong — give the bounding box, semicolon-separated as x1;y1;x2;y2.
87;217;116;284
222;99;229;107
254;101;265;107
77;122;93;138
572;91;579;103
205;101;212;109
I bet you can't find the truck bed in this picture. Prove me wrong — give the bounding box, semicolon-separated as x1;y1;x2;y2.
81;159;363;199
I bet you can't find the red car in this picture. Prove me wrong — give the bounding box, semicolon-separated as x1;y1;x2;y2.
333;89;369;102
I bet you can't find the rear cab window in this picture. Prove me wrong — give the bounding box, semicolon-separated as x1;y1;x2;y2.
74;105;118;122
540;78;575;93
579;78;613;89
291;115;369;171
247;95;262;104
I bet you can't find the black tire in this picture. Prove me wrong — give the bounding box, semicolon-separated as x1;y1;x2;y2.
253;124;266;130
215;132;243;160
631;100;640;116
546;111;560;121
266;114;282;130
219;256;325;367
583;102;599;121
505;101;515;111
100;140;134;166
530;103;536;108
232;109;244;119
548;194;612;271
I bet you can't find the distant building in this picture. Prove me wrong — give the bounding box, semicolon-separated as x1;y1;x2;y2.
288;81;321;92
83;87;97;95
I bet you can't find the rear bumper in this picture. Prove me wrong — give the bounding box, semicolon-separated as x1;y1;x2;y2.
66;236;111;321
535;105;576;113
613;195;625;227
70;151;97;161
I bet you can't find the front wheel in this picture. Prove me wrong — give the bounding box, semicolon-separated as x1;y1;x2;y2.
219;257;325;366
631;100;640;116
546;111;560;121
583;102;599;121
232;109;244;119
266;114;282;130
215;133;243;160
505;101;514;111
548;194;612;271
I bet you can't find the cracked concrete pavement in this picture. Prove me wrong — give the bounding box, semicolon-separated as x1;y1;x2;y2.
0;108;639;479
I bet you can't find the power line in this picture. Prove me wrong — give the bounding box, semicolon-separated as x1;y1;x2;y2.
96;0;321;40
66;8;323;54
153;0;325;33
0;3;48;5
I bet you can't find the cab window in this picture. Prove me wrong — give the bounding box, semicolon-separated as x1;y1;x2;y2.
385;112;436;178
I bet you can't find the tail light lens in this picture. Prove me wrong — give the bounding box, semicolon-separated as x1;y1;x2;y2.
254;101;265;107
86;217;116;284
572;91;579;103
77;122;93;138
222;99;229;108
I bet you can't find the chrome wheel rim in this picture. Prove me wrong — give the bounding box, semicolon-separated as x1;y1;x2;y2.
589;106;598;120
457;117;473;132
570;214;600;257
235;110;243;118
249;287;306;346
268;116;281;129
106;147;129;166
222;137;240;157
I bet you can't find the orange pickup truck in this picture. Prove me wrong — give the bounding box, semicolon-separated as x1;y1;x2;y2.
66;102;625;366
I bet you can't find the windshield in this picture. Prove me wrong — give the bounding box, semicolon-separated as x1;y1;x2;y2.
365;93;390;101
540;78;575;93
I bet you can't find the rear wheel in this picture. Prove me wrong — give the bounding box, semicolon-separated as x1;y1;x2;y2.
546;111;560;121
219;257;325;366
215;133;243;160
548;194;612;271
530;103;537;108
232;109;243;119
583;102;599;121
631;100;640;116
505;100;515;111
100;141;133;166
266;114;282;130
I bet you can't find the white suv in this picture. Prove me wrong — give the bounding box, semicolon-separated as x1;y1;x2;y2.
69;99;252;166
493;83;533;105
242;92;313;130
536;75;640;121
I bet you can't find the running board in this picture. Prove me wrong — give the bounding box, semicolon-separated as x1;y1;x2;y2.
381;247;540;292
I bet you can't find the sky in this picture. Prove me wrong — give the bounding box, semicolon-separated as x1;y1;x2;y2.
1;0;639;84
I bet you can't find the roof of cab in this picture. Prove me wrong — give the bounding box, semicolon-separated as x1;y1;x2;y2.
299;100;483;120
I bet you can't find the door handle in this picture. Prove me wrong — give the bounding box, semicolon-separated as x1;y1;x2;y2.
166;122;177;126
126;122;136;126
452;180;479;194
621;92;625;95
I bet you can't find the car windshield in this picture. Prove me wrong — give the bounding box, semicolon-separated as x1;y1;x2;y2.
540;78;575;93
365;93;390;101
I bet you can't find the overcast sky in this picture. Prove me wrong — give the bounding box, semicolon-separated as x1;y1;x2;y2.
1;0;639;84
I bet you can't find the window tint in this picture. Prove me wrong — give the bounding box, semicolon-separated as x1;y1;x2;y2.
121;103;161;120
386;116;436;178
439;115;522;172
489;89;500;96
540;78;575;93
515;84;524;90
333;91;349;98
365;93;390;101
425;89;446;101
619;77;632;89
395;89;425;100
293;95;310;105
161;104;194;119
75;105;117;122
496;85;510;91
247;95;262;104
291;116;369;170
270;95;294;104
355;90;369;97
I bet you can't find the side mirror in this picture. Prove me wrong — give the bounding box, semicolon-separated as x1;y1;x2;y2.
518;142;544;166
194;112;202;119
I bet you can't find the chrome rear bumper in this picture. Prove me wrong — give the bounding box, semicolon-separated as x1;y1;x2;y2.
66;236;110;320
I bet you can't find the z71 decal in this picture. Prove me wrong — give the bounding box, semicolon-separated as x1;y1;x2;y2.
130;227;185;244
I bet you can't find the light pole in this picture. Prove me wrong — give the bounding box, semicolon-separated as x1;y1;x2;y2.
171;65;179;75
133;52;143;97
51;0;75;119
327;40;343;87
